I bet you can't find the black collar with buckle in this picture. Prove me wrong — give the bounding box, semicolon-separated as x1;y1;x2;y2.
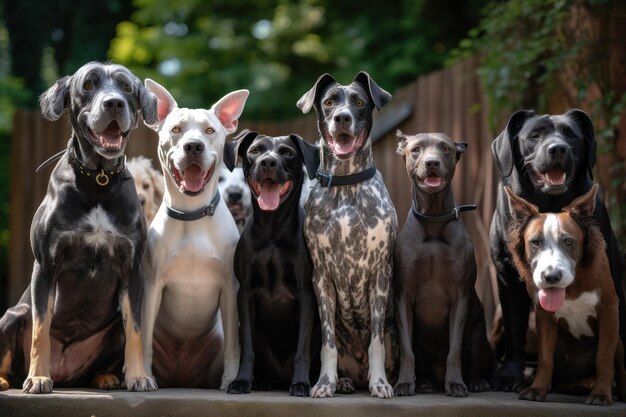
165;191;221;221
35;148;127;187
412;203;477;223
316;166;377;188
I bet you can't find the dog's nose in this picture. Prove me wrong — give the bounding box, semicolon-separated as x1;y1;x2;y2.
226;186;243;202
183;140;204;156
543;270;562;285
333;111;352;128
260;157;277;171
425;159;440;169
103;97;125;111
547;143;568;157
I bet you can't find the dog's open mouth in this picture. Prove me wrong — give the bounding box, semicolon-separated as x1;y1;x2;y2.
538;287;566;312
169;161;215;195
418;174;446;191
249;178;292;211
328;132;366;157
227;202;249;221
90;121;125;150
532;167;567;188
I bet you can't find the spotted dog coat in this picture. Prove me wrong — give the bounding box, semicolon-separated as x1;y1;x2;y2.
297;72;398;398
0;62;158;393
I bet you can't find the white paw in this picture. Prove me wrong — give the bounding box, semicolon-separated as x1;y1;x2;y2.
310;380;336;398
125;374;158;391
369;380;394;398
23;376;53;394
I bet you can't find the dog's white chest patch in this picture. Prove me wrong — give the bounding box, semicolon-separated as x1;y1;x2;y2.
82;206;120;255
555;290;599;339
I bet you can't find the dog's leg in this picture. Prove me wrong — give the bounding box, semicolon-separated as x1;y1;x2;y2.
0;293;31;391
311;273;338;398
368;266;394;399
519;307;556;402
228;276;254;394
290;285;316;397
446;292;469;397
585;301;618;406
119;287;157;391
23;265;55;394
219;273;240;390
140;276;163;380
393;290;415;396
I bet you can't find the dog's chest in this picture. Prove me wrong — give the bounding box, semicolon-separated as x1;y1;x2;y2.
554;290;599;339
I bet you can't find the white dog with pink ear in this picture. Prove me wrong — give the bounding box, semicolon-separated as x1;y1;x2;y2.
141;78;248;389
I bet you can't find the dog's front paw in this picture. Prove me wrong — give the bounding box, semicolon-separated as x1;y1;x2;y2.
22;376;53;394
0;376;10;391
445;381;468;397
92;373;121;390
369;378;394;399
585;392;612;406
394;381;415;396
125;374;158;392
310;378;336;398
490;362;523;392
227;379;252;394
467;377;490;392
519;387;548;402
289;381;311;397
337;377;355;394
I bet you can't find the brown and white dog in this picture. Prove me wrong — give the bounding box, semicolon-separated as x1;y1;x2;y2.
127;156;164;225
505;184;626;405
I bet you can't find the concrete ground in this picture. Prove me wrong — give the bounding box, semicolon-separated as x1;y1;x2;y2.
2;388;626;417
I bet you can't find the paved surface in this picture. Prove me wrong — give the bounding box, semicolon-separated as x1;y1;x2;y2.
2;388;626;417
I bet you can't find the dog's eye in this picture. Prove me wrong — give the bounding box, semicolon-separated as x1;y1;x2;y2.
171;126;181;133
529;238;542;247
143;182;150;190
84;81;93;91
442;145;451;153
563;237;574;246
206;127;215;134
280;149;294;157
323;99;333;106
249;148;259;155
528;132;541;140
411;146;420;153
355;99;364;106
123;84;132;93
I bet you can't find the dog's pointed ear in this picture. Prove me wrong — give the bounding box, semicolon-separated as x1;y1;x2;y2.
354;71;392;111
504;186;539;224
39;75;71;121
455;142;468;162
297;73;337;114
223;129;258;171
396;129;409;157
289;134;320;180
567;183;598;221
138;81;158;126
213;89;249;134
565;109;596;181
144;78;178;130
492;109;535;178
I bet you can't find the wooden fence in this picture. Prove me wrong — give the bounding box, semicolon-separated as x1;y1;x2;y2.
8;58;499;324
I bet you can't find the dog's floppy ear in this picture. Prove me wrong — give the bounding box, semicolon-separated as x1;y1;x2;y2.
213;89;249;134
492;109;535;178
39;75;71;121
289;134;320;180
296;73;337;114
455;142;468;162
144;78;178;130
396;129;409;157
223;129;258;171
504;186;539;224
138;81;158;126
567;183;598;221
354;71;392;111
565;109;596;180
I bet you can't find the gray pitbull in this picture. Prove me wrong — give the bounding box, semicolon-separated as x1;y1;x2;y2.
394;131;494;397
0;61;158;393
297;72;398;398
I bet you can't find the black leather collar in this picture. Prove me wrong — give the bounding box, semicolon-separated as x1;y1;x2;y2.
165;191;221;221
412;203;477;223
36;148;126;187
316;166;377;187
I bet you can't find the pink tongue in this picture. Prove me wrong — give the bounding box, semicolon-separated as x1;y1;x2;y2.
98;122;123;147
334;138;356;155
425;176;443;187
538;287;566;312
181;164;205;193
545;169;566;186
258;180;281;211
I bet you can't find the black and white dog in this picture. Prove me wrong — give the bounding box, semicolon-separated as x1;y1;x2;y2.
297;72;398;398
489;109;626;390
0;62;158;393
224;130;320;396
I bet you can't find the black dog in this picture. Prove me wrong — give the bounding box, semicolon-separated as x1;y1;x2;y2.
0;62;158;393
224;130;320;396
489;109;626;390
